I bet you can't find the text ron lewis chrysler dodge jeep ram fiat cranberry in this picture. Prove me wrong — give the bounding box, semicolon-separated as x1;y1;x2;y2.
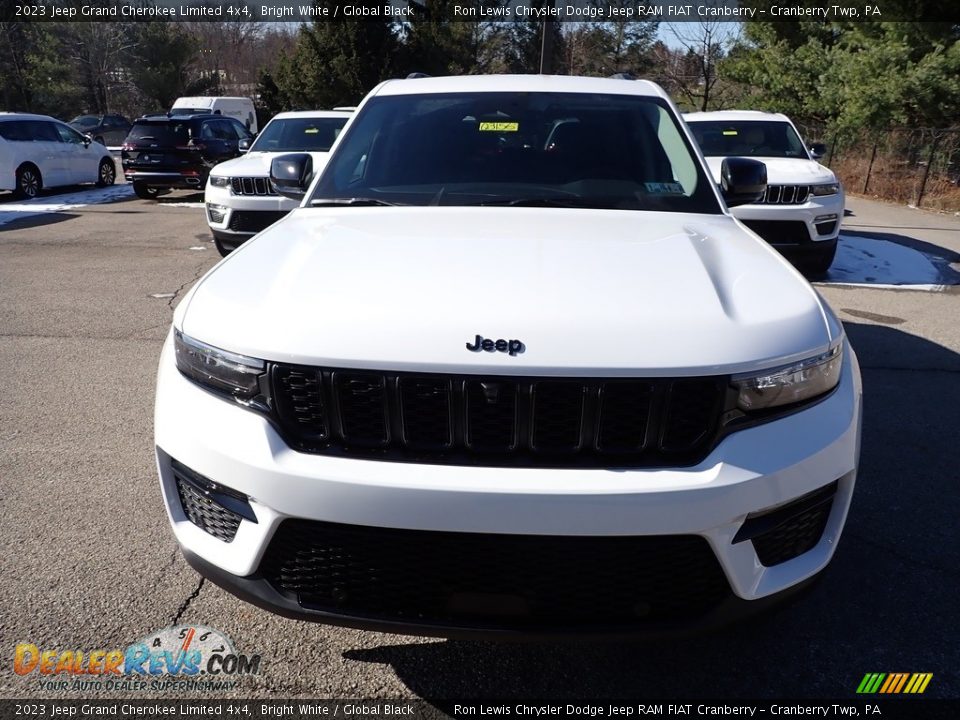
155;74;862;638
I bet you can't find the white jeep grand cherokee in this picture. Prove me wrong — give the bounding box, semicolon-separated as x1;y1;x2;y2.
205;110;352;256
155;75;862;638
684;111;845;275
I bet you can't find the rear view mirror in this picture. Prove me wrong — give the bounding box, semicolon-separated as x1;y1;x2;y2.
270;153;313;201
721;157;767;207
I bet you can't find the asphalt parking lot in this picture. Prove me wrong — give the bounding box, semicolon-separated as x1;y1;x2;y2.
1;178;958;702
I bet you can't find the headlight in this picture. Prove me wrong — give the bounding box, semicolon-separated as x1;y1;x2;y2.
733;345;842;411
811;183;840;197
174;330;264;399
209;175;231;188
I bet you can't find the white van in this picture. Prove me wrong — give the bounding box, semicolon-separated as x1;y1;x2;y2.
170;97;258;134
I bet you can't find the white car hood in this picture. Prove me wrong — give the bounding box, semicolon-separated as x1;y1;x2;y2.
703;156;837;186
210;151;331;178
180;208;837;376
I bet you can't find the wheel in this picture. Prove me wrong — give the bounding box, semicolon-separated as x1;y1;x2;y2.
133;181;160;200
96;158;116;187
14;164;42;199
801;242;838;278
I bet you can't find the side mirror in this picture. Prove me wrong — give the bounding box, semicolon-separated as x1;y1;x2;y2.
238;138;252;153
809;143;827;160
721;157;767;207
83;135;93;147
270;153;313;201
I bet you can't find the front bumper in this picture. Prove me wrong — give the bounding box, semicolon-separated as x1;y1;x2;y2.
204;181;297;243
155;335;862;636
124;170;207;189
732;190;845;246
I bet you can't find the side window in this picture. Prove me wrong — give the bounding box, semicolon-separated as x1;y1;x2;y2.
0;122;22;141
32;121;63;142
200;121;218;140
229;119;251;139
217;120;239;140
55;123;86;145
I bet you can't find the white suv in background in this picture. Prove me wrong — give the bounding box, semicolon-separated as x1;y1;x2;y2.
685;111;844;275
157;75;861;638
205;110;352;256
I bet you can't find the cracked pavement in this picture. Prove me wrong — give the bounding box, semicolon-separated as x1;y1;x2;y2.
0;191;958;701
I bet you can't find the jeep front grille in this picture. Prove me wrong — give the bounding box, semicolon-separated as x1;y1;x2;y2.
269;366;728;468
231;176;276;196
761;185;810;205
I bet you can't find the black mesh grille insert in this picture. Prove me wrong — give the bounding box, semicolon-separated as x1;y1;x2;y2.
269;367;728;467
227;210;288;233
752;494;835;566
260;520;731;629
175;473;241;543
742;219;812;245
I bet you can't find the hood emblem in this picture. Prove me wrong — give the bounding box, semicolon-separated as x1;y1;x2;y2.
466;334;525;357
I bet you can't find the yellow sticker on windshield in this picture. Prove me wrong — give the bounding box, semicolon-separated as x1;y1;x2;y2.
722;130;738;136
479;122;518;132
304;128;319;134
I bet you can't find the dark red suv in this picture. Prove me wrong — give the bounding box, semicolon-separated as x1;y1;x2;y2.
121;113;253;199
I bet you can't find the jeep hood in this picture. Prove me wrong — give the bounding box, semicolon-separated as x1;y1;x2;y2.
210;151;332;178
703;157;837;186
180;208;838;376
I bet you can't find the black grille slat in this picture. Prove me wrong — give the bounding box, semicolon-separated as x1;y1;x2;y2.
335;373;389;448
531;382;585;452
597;382;654;452
400;377;453;450
261;520;731;629
227;210;288;233
270;367;727;467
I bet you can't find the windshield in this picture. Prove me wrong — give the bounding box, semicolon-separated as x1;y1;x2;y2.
250;116;348;153
71;116;99;128
688;120;809;159
312;92;720;213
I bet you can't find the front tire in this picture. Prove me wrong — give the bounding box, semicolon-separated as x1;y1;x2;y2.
133;181;159;200
14;164;42;199
801;242;838;278
96;158;116;187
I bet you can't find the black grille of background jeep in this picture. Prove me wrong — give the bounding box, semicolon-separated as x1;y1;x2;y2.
268;366;728;468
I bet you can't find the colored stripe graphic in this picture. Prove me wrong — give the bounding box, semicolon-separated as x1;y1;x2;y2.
858;673;932;694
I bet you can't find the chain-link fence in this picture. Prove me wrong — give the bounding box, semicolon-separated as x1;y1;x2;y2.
796;124;960;213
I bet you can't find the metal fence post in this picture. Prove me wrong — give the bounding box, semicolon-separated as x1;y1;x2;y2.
863;141;879;193
916;133;940;208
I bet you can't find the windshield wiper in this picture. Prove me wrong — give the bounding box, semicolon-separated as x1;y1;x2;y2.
310;197;398;207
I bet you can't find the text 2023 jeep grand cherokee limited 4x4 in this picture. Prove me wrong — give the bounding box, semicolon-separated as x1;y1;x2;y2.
155;75;862;638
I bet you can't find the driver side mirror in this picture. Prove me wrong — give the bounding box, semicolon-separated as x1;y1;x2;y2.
809;143;827;160
721;157;767;207
238;138;252;153
270;153;313;201
82;135;92;147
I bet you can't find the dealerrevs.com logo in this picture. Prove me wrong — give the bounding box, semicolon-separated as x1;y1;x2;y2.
13;626;262;692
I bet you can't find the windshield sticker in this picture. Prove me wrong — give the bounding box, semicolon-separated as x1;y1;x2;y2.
722;130;738;136
644;182;686;195
479;122;518;132
304;128;319;134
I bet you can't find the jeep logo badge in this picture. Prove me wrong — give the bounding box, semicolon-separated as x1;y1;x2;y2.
466;334;525;356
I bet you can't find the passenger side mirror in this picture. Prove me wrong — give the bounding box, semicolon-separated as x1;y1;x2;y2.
721;157;767;207
809;143;827;160
238;138;252;153
83;135;92;147
270;153;313;201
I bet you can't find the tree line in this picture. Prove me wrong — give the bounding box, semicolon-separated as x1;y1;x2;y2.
2;14;958;132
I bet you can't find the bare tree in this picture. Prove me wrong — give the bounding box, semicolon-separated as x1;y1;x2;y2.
659;20;740;111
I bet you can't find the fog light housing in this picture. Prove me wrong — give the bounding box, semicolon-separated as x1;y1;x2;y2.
207;203;227;224
814;214;839;236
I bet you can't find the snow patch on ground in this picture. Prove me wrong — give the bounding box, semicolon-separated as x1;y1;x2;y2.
159;202;205;209
821;234;952;290
0;185;134;228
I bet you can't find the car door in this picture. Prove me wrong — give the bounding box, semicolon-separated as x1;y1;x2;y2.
31;121;70;187
54;121;99;184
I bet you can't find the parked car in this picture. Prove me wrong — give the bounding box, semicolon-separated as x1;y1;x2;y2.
68;114;131;146
156;74;862;638
171;96;258;134
684;110;844;275
0;112;116;198
121;113;253;199
205;109;353;256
